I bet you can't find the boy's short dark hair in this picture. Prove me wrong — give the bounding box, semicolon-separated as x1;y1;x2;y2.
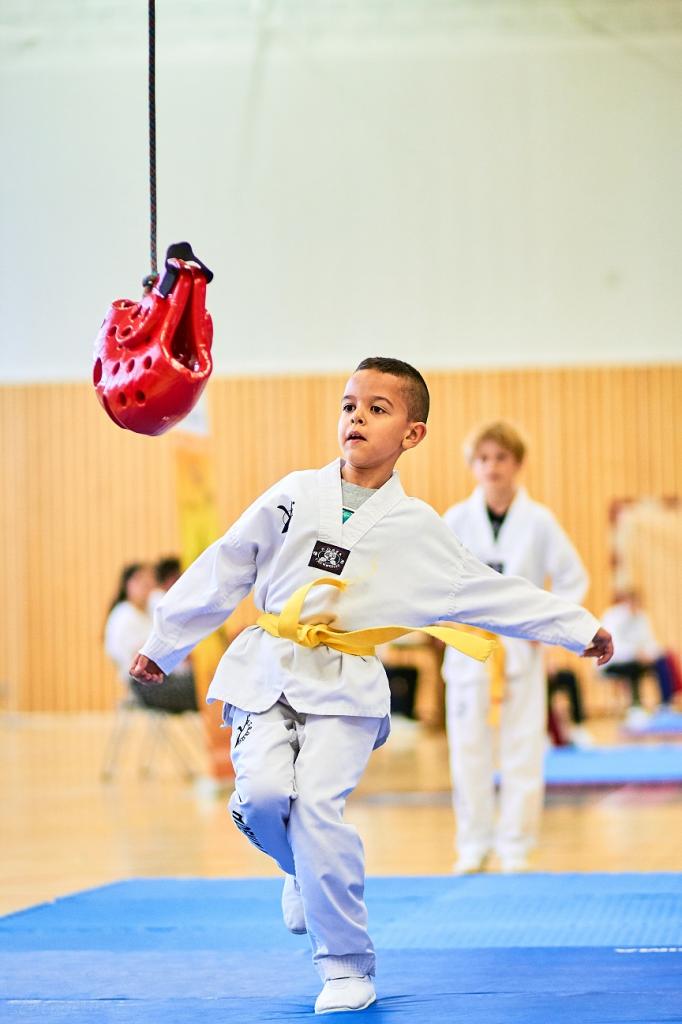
355;357;430;423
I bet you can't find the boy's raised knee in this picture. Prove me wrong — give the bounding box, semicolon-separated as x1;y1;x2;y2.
230;778;293;823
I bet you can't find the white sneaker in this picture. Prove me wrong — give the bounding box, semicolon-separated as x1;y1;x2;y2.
315;976;376;1015
281;874;306;934
624;706;650;731
568;725;595;748
454;852;489;875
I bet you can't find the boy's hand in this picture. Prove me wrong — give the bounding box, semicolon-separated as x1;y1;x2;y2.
582;628;613;666
129;654;164;684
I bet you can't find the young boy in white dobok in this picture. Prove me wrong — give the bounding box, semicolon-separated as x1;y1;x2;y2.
130;360;612;1015
442;421;590;874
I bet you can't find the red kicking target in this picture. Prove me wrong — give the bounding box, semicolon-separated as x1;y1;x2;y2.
93;243;214;437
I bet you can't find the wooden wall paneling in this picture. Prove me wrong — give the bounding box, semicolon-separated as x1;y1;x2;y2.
575;368;592;599
559;368;578;573
86;392;124;712
77;385;100;711
273;375;288;474
649;366;661;489
595;367;617;609
30;386;47;712
0;390;10;706
541;369;556;508
311;373;329;469
64;385;84;711
579;368;601;608
259;375;277;483
612;366;629;497
49;385;69;710
429;370;467;512
674;366;682;494
306;374;323;468
0;388;27;710
435;370;453;502
640;367;657;497
625;368;640;497
639;369;654;496
460;370;482;493
546;370;570;548
0;388;8;703
649;366;665;495
666;364;682;495
251;376;271;494
212;377;238;525
323;373;347;465
427;373;451;514
16;387;32;709
25;385;44;710
516;369;535;498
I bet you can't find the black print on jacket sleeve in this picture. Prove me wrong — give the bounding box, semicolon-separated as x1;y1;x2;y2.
277;501;295;534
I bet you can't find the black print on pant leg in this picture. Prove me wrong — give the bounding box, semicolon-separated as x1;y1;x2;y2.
231;809;265;851
277;501;295;534
308;540;351;575
235;714;252;747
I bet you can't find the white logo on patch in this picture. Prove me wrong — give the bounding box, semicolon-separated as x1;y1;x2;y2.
308;540;351;576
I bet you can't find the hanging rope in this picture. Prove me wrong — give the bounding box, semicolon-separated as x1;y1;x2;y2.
147;0;158;280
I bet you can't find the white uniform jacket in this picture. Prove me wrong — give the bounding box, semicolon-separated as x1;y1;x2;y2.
443;486;589;679
140;461;599;728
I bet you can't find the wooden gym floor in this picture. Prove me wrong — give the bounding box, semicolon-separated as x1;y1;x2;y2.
2;711;682;918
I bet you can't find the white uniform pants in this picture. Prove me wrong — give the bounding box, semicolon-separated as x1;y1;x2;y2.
445;652;546;863
228;700;382;980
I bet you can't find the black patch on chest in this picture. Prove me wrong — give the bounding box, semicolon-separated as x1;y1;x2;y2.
308;540;351;575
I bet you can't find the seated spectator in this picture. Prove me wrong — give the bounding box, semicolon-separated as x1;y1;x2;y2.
600;588;670;727
105;561;198;714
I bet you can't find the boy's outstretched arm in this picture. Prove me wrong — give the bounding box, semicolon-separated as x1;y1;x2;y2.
126;486;281;683
126;530;256;684
447;540;613;663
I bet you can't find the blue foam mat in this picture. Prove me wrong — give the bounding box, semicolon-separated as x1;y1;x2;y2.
544;744;682;785
2;875;681;1022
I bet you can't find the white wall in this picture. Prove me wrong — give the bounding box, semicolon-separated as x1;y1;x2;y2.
1;2;681;382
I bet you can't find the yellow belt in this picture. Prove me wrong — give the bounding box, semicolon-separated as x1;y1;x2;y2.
256;575;497;668
458;625;507;727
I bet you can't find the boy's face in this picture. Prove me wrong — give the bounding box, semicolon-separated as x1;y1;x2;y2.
471;439;521;491
338;370;426;483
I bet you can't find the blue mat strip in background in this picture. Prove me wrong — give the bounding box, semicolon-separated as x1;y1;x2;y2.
544;744;682;785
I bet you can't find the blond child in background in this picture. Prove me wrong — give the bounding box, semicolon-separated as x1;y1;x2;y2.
442;421;590;874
